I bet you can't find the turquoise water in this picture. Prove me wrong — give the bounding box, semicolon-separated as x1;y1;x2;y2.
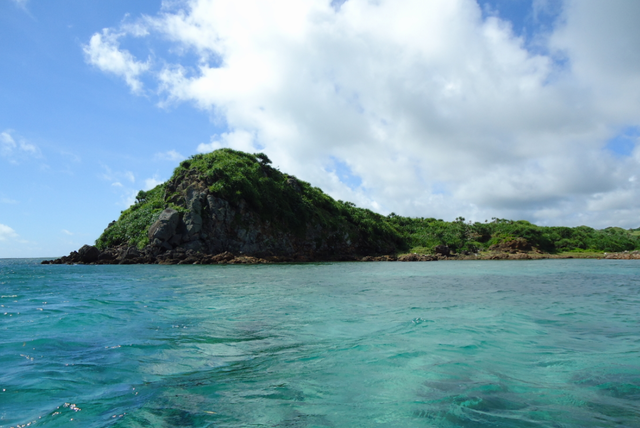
1;259;639;427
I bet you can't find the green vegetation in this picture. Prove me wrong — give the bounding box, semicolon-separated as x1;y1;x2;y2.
172;149;402;248
387;216;640;254
95;148;640;255
95;184;166;250
96;149;404;252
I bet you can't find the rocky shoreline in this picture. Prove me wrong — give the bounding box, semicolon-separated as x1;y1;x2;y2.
41;243;639;265
41;244;430;265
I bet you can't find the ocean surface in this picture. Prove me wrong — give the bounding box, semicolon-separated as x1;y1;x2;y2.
1;258;639;428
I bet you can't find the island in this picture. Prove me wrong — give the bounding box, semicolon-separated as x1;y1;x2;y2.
43;149;640;265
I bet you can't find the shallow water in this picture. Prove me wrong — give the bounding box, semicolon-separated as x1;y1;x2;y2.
1;258;639;427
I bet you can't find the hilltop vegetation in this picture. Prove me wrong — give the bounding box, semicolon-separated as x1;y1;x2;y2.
95;148;640;256
96;148;403;255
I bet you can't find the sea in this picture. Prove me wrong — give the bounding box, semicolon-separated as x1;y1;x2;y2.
1;258;639;428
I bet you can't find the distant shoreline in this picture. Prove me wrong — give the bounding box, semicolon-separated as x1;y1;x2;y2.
38;249;640;265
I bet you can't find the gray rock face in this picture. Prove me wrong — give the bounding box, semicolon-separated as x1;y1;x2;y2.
123;167;397;259
183;211;202;236
120;246;141;260
148;208;180;242
184;188;203;234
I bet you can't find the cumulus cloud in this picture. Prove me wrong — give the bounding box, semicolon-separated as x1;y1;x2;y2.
197;131;256;154
154;150;185;162
85;0;640;227
0;224;19;242
144;176;164;190
83;29;150;93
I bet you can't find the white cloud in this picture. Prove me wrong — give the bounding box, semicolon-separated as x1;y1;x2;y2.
122;189;138;208
0;224;19;242
144;176;164;190
101;165;135;184
1;198;18;204
83;29;150;93
154;149;185;162
197;131;255;154
1;130;41;161
61;229;74;236
100;165;140;208
0;132;16;157
85;0;640;228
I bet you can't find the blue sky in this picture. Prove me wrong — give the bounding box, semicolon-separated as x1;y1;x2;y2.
1;0;640;257
1;0;212;256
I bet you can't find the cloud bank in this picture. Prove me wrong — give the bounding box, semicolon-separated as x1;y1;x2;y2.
0;224;19;242
83;0;640;227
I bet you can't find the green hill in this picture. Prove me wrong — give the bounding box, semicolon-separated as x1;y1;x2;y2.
93;148;640;259
96;148;404;259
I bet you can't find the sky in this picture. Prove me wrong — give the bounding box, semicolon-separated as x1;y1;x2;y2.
1;0;640;258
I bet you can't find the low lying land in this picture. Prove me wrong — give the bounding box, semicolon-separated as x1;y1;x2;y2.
44;149;640;265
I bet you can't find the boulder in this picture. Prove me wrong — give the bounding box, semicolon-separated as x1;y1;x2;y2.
78;245;100;263
148;208;180;243
120;246;141;260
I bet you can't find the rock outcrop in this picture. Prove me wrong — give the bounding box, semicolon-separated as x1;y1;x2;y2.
488;238;535;253
604;250;640;259
43;149;408;265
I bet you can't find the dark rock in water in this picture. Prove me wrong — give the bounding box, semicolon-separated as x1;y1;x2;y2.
78;245;100;263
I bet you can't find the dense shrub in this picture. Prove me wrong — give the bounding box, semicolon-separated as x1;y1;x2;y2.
95;184;166;250
387;215;640;254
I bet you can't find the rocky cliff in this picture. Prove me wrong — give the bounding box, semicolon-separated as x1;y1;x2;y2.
45;149;405;264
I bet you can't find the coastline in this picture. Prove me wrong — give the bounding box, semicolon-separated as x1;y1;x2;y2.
41;247;640;265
